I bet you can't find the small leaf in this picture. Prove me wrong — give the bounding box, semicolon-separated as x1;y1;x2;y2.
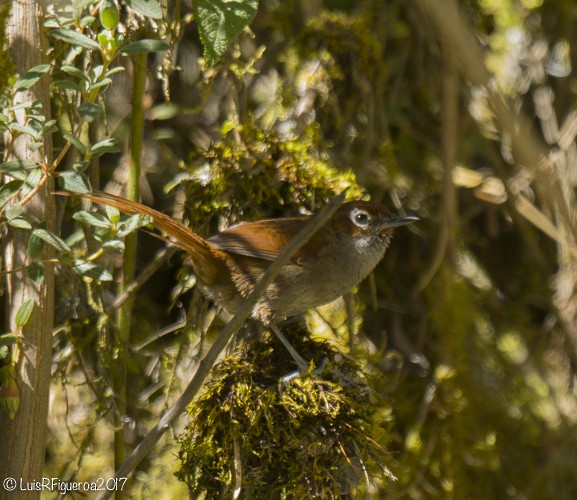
8;100;34;111
72;260;113;281
63;133;88;154
8;122;38;138
88;78;113;91
78;103;101;122
194;0;258;67
15;298;36;328
117;214;153;237
41;119;58;134
73;210;112;228
27;142;44;152
79;15;97;28
105;204;120;223
30;227;71;253
27;229;45;259
53;80;83;92
61;65;91;82
73;161;90;173
0;180;23;208
100;0;120;30
8;217;32;230
125;0;163;19
90;138;119;156
21;168;44;197
27;262;45;284
0;160;37;174
5;205;23;220
105;66;125;78
103;239;125;253
15;64;51;91
73;0;96;9
50;29;100;50
121;39;169;55
58;171;91;193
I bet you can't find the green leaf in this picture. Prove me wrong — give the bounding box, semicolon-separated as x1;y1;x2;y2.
90;138;120;156
73;161;90;173
58;171;91;193
125;0;163;19
8;100;34;111
72;260;113;281
79;15;97;28
53;80;83;92
105;204;120;223
88;78;112;91
78;103;101;122
105;66;125;78
8;217;32;230
41;119;58;134
73;0;96;9
8;122;39;138
15;299;35;328
100;0;120;30
194;0;258;67
117;214;153;237
27;142;44;152
103;239;125;253
27;228;45;259
21;168;44;196
61;65;91;82
121;39;169;55
149;103;179;120
73;210;112;228
0;160;37;174
50;29;100;50
63;133;88;154
5;205;23;220
0;181;23;208
0;333;17;350
30;227;71;253
15;64;51;91
26;262;45;284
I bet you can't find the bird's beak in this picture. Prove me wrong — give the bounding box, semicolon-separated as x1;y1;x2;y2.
379;215;420;229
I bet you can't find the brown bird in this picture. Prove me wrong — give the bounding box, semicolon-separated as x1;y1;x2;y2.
75;192;418;324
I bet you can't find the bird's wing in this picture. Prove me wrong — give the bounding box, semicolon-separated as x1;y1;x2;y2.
208;217;321;264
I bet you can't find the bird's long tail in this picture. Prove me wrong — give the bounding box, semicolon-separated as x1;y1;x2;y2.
60;191;216;260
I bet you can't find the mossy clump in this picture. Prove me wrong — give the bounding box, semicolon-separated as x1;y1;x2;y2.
177;119;362;234
176;321;396;498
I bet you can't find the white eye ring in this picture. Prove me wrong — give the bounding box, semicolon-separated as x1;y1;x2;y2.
351;209;370;228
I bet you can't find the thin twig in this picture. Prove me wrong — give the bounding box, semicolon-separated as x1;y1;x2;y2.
94;190;348;500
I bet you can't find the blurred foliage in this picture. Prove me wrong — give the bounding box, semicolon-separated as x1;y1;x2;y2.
0;0;574;497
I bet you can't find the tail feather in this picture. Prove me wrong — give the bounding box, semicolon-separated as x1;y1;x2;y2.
62;191;215;260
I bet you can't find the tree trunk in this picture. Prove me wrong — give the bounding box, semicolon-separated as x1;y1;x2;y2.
0;0;55;494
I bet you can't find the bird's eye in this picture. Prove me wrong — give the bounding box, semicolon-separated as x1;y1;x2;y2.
351;209;370;227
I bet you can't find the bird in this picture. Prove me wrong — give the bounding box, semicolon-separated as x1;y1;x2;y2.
73;192;418;324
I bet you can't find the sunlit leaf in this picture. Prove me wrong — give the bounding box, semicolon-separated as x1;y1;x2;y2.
125;0;163;19
15;298;36;328
194;0;258;67
121;39;169;55
50;29;100;50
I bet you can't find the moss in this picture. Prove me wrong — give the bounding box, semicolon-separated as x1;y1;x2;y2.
176;320;396;498
178;119;362;233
